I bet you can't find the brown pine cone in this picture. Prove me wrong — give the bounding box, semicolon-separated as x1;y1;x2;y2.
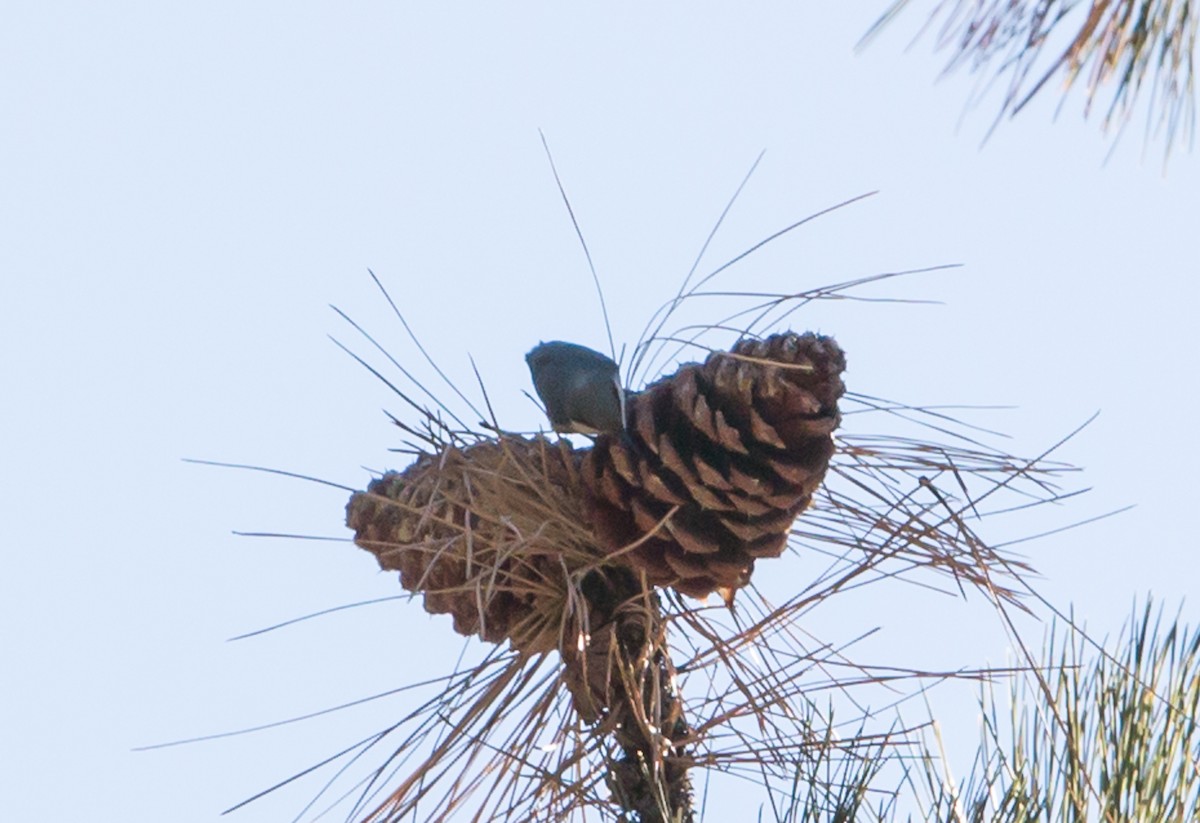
345;436;596;654
581;332;845;600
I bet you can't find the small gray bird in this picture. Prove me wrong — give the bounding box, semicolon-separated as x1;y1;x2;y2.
526;341;626;435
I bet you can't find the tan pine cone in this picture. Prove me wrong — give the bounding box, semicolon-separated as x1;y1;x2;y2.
345;436;675;732
581;332;845;599
345;436;598;654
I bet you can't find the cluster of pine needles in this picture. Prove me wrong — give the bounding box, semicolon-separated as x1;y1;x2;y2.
277;216;1076;820
303;358;1078;822
864;0;1197;156
168;169;1199;823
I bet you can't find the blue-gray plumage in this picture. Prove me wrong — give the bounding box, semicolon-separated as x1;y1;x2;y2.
526;341;626;435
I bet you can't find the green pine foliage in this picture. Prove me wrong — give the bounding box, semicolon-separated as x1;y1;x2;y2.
908;601;1200;822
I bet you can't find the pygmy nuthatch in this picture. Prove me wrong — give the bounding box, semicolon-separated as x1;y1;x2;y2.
526;341;626;435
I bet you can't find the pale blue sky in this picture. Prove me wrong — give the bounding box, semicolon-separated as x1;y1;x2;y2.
3;3;1198;821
